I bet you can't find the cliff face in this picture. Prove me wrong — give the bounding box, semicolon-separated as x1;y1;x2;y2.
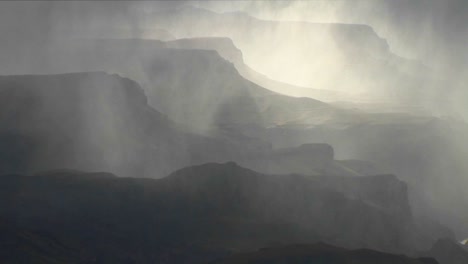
0;72;189;177
211;243;438;264
166;37;245;66
0;163;423;263
0;34;462;241
0;37;344;139
139;47;265;134
164;36;351;102
0;71;367;180
151;7;392;66
268;116;468;237
148;7;440;105
165;162;418;254
0;71;340;180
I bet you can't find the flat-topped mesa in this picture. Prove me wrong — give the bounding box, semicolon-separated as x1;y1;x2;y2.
163;162;419;253
165;37;244;65
1;35;343;135
0;72;187;177
155;7;393;63
165;162;409;216
0;71;149;106
151;6;428;103
174;162;412;223
0;163;421;255
328;23;391;59
0;166;432;264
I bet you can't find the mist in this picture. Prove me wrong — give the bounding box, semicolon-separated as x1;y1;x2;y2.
177;1;466;118
0;1;467;263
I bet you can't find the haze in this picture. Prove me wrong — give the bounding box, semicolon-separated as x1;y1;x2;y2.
0;1;467;263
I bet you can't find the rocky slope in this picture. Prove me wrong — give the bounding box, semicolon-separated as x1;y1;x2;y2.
0;72;239;178
0;37;349;139
149;6;444;107
268;115;468;236
0;163;431;262
210;243;438;264
1;35;465;239
0;71;383;180
164;36;362;103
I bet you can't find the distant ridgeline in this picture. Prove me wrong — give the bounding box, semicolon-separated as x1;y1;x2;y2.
0;163;445;263
0;33;467;264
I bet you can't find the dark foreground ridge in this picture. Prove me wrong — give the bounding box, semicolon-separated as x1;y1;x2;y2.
0;162;444;263
210;243;438;264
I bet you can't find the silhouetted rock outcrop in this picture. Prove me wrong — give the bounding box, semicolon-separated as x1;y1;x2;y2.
0;33;464;241
166;37;244;66
0;163;425;262
268;115;468;238
210;243;438;264
0;72;191;177
0;72;368;179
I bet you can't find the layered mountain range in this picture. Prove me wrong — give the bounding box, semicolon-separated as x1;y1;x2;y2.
0;4;467;263
0;72;192;177
0;163;436;262
0;71;384;179
2;31;468;224
146;6;449;109
0;71;466;263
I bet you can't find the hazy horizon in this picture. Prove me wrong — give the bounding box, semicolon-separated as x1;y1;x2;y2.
0;2;467;263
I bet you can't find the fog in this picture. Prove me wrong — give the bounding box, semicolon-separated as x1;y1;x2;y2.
196;1;467;61
0;0;467;261
22;0;462;118
180;1;467;119
1;1;466;103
